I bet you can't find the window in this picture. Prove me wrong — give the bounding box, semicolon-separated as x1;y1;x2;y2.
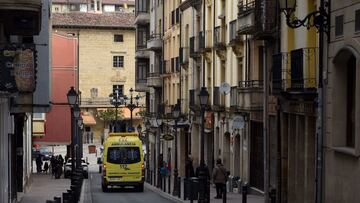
356;10;360;32
114;34;124;42
33;113;44;120
113;56;124;67
346;55;356;147
335;15;344;37
107;147;141;164
136;60;148;83
90;88;98;98
54;7;59;12
113;85;124;96
137;27;149;49
135;0;149;14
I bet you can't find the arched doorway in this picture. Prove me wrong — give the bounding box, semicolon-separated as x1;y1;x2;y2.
333;48;357;148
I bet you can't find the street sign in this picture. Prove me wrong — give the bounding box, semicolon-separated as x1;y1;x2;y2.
219;82;231;95
232;116;245;130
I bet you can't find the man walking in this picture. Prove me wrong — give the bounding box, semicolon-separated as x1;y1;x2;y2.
212;158;227;199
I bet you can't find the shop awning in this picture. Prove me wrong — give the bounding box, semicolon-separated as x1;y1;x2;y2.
82;113;97;125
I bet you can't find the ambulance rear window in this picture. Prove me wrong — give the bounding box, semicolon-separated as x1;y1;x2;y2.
107;147;140;164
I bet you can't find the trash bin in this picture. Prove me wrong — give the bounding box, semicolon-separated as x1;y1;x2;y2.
189;177;199;201
88;145;96;154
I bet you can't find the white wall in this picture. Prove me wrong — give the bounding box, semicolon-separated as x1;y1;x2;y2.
23;113;32;191
0;97;13;203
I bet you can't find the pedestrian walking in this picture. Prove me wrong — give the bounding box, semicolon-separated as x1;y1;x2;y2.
43;162;49;174
86;132;90;144
90;131;94;143
212;158;227;199
185;155;195;178
36;155;43;173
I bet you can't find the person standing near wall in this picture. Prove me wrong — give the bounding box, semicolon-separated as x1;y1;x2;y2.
212;158;227;199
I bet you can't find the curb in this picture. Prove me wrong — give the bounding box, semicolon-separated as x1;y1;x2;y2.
144;183;184;203
79;178;93;203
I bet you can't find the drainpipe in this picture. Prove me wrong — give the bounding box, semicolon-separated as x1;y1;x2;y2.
263;42;269;202
179;9;182;109
315;0;327;202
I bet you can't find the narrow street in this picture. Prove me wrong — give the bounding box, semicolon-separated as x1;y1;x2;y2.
89;172;173;203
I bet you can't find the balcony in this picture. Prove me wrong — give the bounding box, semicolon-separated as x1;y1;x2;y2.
162;60;171;75
214;26;226;50
180;47;189;65
189;89;200;111
237;80;263;111
147;34;162;51
199;31;212;53
81;97;111;107
213;87;225;111
147;72;162;87
189;0;202;10
190;36;200;58
0;0;42;35
272;48;318;94
237;0;276;38
135;0;150;24
229;20;240;46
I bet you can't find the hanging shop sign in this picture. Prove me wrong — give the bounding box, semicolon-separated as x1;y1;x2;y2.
0;44;36;93
0;46;17;93
162;133;174;141
13;45;36;93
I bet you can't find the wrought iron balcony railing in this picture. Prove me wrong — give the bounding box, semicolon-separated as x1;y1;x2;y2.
214;26;226;50
272;47;318;92
239;80;263;88
190;36;200;58
229;20;239;44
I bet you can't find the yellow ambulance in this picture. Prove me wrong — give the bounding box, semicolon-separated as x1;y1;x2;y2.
101;132;144;192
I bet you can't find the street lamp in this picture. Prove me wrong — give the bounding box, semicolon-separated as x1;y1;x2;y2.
198;87;209;202
67;86;79;175
73;104;81;169
122;88;140;132
155;111;163;188
77;116;84;161
109;88;122;132
145;120;151;183
67;86;78;106
279;1;329;203
279;0;329;36
171;104;180;197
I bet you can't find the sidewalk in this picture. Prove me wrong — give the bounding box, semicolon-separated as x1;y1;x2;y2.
19;173;70;203
20;143;100;203
145;176;264;203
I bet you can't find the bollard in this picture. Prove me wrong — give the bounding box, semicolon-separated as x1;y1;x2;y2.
237;179;242;194
168;175;171;194
242;183;248;203
53;196;61;203
62;192;70;203
222;183;227;203
269;188;276;203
